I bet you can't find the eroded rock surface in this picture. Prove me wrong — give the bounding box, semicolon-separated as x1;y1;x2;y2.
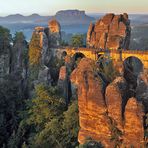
71;58;111;147
106;77;128;130
29;19;61;88
71;58;145;147
136;70;148;113
123;97;144;147
87;13;131;50
48;19;61;47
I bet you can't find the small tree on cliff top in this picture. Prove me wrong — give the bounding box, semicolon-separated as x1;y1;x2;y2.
71;34;84;47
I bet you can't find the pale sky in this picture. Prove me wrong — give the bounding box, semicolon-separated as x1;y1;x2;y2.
0;0;148;16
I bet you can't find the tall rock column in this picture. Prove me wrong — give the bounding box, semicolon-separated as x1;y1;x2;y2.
71;58;111;147
123;97;144;147
105;77;128;131
48;19;61;47
87;13;131;50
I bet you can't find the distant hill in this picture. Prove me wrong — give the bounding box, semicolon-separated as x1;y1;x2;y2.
0;14;51;24
128;14;148;25
55;10;95;25
0;10;95;25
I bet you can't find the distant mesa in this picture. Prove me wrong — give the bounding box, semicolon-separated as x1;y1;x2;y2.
0;10;95;25
87;13;131;50
54;9;95;25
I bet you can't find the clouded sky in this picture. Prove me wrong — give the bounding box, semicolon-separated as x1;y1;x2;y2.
0;0;148;16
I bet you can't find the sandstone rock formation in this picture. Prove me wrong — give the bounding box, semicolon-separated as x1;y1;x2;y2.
38;66;51;85
105;77;127;130
123;97;144;147
71;58;145;147
71;58;111;147
87;13;131;50
136;70;148;113
29;19;61;88
48;19;61;47
58;66;71;106
0;53;10;80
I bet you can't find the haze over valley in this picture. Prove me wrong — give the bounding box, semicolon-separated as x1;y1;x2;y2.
0;10;148;50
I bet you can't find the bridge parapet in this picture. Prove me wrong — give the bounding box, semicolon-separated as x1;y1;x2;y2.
64;47;148;69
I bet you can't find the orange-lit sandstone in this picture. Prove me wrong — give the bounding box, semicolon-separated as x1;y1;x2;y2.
87;13;131;50
71;58;112;147
123;98;144;147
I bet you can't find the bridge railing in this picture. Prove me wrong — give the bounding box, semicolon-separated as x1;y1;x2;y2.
58;46;148;54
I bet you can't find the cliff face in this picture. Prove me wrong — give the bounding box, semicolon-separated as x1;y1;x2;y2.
105;77;128;131
87;13;131;50
48;19;61;47
29;19;61;87
71;58;145;147
123;97;144;147
71;58;111;146
0;51;10;80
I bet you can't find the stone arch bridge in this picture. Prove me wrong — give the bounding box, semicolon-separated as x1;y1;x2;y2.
59;48;148;69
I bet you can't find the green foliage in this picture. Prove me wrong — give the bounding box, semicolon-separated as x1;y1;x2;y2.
0;74;24;147
108;116;123;147
97;55;119;83
27;84;65;128
71;34;84;47
10;84;79;148
79;138;104;148
0;26;12;53
60;40;69;46
29;65;40;82
48;56;65;85
62;100;79;147
12;31;28;72
13;32;26;44
29;32;42;65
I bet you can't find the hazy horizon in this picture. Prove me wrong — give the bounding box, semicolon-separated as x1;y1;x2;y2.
0;10;148;17
0;0;148;16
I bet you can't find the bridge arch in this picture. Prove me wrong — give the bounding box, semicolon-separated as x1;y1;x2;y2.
123;56;144;76
123;56;144;97
61;51;67;59
73;52;85;61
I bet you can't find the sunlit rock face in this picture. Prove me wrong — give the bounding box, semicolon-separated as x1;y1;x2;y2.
71;58;145;147
123;97;144;147
71;58;111;147
105;77;128;131
48;19;61;33
34;27;49;65
87;13;131;50
48;19;61;47
34;27;48;50
29;19;61;84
